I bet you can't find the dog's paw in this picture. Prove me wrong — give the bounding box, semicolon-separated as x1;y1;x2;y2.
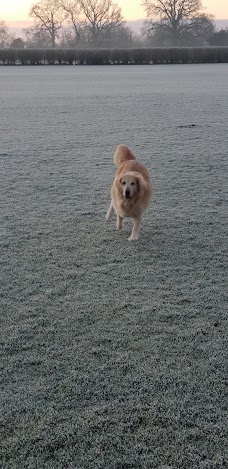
128;234;139;241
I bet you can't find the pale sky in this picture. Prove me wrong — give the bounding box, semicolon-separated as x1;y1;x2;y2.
0;0;228;22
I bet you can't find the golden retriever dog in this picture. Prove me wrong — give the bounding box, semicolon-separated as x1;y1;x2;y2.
106;145;151;241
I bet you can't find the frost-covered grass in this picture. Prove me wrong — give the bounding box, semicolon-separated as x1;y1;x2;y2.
1;65;228;468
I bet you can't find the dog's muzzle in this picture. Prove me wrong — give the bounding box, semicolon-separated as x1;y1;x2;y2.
125;190;131;199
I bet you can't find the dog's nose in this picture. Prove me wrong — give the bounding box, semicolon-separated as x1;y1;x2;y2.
125;189;130;198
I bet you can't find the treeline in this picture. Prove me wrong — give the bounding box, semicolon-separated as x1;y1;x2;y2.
1;1;228;51
1;47;228;65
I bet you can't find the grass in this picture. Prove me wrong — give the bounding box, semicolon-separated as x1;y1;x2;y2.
0;65;227;468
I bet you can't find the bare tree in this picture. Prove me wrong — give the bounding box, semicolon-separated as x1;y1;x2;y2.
209;28;228;46
78;0;124;46
184;14;215;44
0;19;14;48
29;0;68;47
23;25;52;48
61;0;87;45
142;0;214;45
105;24;133;48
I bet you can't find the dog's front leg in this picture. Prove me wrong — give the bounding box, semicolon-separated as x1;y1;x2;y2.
116;214;123;230
128;216;142;241
106;202;114;221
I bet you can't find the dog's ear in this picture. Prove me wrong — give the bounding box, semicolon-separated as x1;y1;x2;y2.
136;174;147;192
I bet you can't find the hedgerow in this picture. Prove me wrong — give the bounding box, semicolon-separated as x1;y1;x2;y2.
0;47;228;65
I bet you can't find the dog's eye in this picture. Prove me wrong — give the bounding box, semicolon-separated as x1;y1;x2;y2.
122;181;126;185
130;182;135;186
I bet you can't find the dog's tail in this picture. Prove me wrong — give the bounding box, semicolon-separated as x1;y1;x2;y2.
113;144;136;167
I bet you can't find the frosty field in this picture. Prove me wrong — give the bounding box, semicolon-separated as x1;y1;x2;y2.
1;65;228;468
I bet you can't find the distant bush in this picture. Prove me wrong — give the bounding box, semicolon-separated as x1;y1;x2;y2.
0;47;228;65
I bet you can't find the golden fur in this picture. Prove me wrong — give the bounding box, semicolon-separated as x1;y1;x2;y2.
106;144;152;241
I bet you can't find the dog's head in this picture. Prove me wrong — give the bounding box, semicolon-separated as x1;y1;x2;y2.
119;171;146;200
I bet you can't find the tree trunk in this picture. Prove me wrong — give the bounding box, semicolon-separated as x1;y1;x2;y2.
51;13;55;48
171;19;179;46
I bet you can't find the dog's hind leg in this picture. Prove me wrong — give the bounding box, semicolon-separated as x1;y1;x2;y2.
106;203;114;221
128;215;142;241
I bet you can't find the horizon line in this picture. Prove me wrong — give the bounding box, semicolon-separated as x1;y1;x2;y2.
6;17;228;24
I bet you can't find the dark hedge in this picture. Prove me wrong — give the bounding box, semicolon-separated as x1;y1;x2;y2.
0;47;228;65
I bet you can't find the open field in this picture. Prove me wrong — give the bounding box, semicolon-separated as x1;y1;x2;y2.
1;65;228;468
